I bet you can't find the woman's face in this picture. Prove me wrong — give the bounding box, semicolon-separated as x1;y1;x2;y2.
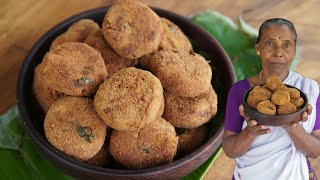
256;25;296;76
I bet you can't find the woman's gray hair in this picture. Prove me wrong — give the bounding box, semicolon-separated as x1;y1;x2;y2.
256;18;297;44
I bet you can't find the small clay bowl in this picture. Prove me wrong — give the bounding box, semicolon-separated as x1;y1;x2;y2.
243;84;308;126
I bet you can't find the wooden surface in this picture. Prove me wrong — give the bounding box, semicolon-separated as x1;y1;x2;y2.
1;0;319;179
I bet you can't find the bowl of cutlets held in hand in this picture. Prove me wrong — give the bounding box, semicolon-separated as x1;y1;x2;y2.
243;77;308;126
17;1;235;179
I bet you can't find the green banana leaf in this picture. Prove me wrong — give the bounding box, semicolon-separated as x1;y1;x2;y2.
0;106;21;150
0;149;38;180
189;11;261;80
0;107;73;180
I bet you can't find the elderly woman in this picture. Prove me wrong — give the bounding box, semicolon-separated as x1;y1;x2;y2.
222;18;320;180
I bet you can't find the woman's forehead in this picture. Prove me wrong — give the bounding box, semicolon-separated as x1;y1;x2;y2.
261;25;295;41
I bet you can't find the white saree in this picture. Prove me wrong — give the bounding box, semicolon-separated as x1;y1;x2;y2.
234;71;319;180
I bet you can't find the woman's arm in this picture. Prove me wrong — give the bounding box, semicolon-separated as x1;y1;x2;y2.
286;126;320;159
222;128;254;159
222;105;271;159
284;104;320;158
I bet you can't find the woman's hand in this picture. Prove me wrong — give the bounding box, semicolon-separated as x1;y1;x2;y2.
239;105;271;136
222;105;271;158
284;104;313;130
